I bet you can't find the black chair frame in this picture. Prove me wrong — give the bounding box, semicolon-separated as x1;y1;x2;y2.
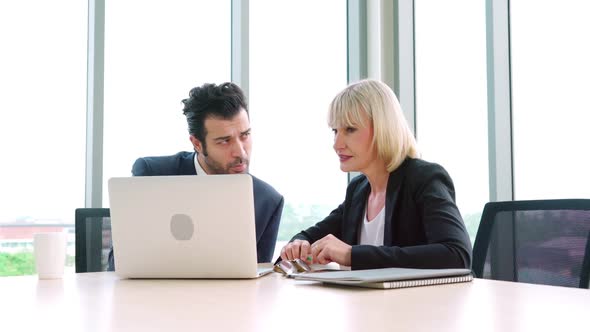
472;199;590;288
75;208;111;273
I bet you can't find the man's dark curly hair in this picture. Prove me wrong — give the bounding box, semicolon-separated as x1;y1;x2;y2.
182;82;248;150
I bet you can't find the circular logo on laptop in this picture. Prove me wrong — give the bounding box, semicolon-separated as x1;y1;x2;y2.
170;214;194;241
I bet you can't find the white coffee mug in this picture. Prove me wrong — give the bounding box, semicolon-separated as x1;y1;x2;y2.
33;232;67;279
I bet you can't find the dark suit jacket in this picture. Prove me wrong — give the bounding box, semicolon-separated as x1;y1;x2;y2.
108;151;283;270
291;158;472;270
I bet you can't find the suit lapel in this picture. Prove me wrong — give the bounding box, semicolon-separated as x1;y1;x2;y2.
178;152;197;175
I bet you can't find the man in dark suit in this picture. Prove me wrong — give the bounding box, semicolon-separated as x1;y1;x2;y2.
108;82;284;270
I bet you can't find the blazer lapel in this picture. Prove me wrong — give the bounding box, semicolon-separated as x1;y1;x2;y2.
383;159;408;246
345;178;370;245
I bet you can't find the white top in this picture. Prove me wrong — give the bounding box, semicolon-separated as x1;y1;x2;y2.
359;206;385;245
194;153;208;175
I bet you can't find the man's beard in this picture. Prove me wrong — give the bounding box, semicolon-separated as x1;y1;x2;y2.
203;155;249;174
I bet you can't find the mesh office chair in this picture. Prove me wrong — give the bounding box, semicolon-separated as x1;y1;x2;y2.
472;199;590;288
75;208;112;273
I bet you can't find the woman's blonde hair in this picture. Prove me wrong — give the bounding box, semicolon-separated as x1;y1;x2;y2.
328;79;419;172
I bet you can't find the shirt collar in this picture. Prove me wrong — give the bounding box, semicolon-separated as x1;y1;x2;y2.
193;153;209;176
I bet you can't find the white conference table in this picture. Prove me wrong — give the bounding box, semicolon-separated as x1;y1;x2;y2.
1;272;589;332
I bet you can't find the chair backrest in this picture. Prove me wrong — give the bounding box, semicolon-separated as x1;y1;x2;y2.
75;208;111;273
472;199;590;288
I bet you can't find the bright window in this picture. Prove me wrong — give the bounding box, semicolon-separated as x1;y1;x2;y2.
415;0;489;241
249;1;348;255
0;0;87;275
103;0;231;204
511;1;590;199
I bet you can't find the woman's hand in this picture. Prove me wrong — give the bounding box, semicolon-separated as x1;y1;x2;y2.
280;239;312;262
311;234;352;266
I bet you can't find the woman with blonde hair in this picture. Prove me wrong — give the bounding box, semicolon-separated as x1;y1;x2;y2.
280;79;472;270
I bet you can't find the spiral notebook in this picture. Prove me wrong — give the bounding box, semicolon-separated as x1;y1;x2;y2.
292;267;473;289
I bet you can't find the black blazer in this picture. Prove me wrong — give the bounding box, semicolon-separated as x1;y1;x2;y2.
108;151;283;269
291;158;472;270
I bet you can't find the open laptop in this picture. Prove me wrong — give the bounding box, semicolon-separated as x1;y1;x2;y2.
108;174;273;279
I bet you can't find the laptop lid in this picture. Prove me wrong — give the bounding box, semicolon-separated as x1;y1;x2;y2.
108;174;261;279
